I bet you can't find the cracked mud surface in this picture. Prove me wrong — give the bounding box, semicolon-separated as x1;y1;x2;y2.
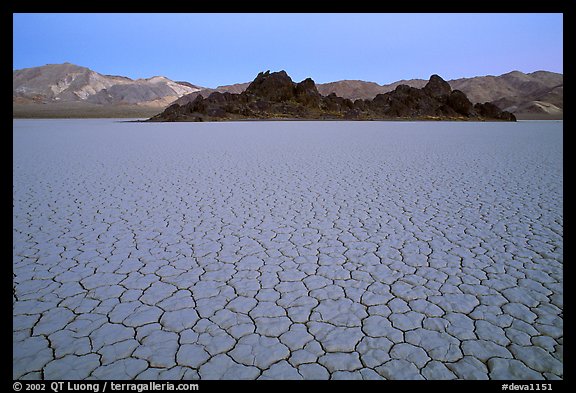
13;120;563;380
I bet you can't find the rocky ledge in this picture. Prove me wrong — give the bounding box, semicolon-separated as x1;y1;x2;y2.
147;71;516;122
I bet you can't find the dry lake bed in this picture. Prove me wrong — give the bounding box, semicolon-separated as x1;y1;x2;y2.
13;119;563;380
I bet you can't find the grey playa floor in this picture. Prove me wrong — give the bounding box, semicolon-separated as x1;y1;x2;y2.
13;120;563;380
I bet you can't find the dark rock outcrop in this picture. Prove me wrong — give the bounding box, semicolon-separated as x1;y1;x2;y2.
148;71;516;122
448;90;474;116
423;74;452;99
245;71;296;102
474;102;517;121
295;78;322;108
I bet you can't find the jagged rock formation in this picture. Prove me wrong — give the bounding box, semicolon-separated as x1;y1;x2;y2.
189;70;562;119
148;71;516;122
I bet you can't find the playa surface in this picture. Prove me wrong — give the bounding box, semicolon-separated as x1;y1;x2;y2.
13;120;563;380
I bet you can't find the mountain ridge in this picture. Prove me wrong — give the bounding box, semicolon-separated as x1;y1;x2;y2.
13;63;203;108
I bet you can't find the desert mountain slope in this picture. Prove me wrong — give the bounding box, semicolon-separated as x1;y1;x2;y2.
450;70;562;105
316;80;394;101
171;82;252;106
13;63;202;108
13;63;130;102
316;79;429;100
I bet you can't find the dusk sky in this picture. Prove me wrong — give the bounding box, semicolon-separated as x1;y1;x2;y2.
13;13;563;87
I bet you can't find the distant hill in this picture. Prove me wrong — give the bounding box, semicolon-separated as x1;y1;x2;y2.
148;70;515;122
13;63;203;117
317;79;428;100
449;71;563;119
171;82;251;106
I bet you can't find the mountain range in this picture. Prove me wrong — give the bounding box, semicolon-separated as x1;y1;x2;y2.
13;63;203;118
13;62;202;106
13;63;562;119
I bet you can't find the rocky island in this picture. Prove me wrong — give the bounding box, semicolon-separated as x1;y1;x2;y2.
147;71;516;122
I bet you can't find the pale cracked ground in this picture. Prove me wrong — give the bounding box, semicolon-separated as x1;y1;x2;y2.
13;120;563;380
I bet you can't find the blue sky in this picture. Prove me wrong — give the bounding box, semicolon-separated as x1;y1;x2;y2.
13;13;563;88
